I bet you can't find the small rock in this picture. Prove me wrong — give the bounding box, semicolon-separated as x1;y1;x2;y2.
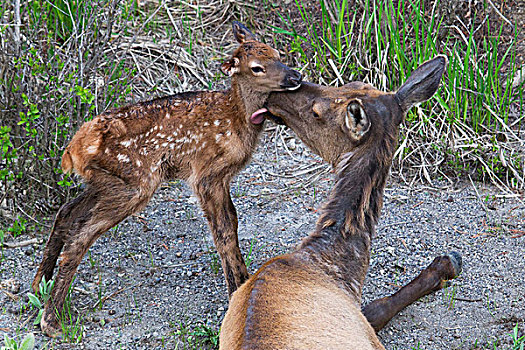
1;278;21;294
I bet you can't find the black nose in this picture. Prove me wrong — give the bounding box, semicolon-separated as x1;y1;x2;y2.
287;70;302;86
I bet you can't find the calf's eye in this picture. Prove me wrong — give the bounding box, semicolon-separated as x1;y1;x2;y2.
251;66;265;74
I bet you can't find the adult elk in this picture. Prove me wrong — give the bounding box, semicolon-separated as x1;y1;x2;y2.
220;56;462;349
32;22;301;336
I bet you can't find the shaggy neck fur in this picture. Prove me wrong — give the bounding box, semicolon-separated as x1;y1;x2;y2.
297;126;399;302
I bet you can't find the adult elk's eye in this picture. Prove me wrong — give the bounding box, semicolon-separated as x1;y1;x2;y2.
313;111;320;119
251;66;265;74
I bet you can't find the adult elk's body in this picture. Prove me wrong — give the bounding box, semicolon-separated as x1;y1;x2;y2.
32;22;301;337
220;56;462;349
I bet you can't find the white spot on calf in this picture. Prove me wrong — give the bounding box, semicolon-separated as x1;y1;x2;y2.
203;122;209;127
165;112;170;119
136;160;142;167
214;120;220;126
226;130;232;137
117;154;130;163
215;134;222;142
86;145;98;154
120;140;132;147
162;142;168;147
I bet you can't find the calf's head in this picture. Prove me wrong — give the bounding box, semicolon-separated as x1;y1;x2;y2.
265;56;447;164
221;22;302;124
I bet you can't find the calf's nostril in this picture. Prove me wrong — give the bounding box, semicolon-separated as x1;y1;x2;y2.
288;72;302;85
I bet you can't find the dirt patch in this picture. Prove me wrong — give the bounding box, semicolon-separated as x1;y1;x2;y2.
1;127;524;349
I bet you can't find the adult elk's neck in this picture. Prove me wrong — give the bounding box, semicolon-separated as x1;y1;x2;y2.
297;131;398;302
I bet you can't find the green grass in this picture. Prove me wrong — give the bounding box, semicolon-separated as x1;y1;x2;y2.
511;322;525;350
170;320;220;350
442;284;458;309
274;0;524;190
58;279;84;344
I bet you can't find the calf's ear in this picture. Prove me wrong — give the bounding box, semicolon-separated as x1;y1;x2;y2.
221;57;240;76
395;55;447;112
232;21;256;44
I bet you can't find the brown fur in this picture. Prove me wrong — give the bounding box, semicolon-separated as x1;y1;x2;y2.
32;22;301;337
220;56;461;349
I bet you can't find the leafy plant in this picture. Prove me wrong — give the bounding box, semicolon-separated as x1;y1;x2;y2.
27;276;54;326
173;321;220;349
7;216;27;238
0;126;17;181
1;333;35;350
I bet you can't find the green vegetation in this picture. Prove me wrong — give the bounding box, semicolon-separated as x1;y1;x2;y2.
511;322;525;350
1;333;35;350
171;320;220;349
272;0;524;190
59;281;84;344
27;277;54;326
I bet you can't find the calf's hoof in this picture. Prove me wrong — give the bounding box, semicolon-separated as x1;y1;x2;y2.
41;309;62;338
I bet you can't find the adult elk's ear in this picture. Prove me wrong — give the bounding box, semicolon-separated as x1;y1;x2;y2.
221;57;240;76
395;55;447;112
232;21;257;44
345;100;370;140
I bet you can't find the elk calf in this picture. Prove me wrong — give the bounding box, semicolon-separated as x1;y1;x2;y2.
220;56;462;349
32;22;301;337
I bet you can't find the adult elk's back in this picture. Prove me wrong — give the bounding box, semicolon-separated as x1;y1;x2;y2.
220;56;462;349
32;21;301;337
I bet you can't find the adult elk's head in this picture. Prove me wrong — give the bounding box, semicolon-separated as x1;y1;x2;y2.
264;56;447;165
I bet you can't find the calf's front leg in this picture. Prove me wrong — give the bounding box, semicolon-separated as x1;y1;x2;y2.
194;176;249;297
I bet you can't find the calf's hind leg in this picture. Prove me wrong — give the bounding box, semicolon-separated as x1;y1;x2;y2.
32;190;97;293
39;180;154;337
363;252;462;332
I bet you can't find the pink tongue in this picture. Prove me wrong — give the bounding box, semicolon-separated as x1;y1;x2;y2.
250;108;268;125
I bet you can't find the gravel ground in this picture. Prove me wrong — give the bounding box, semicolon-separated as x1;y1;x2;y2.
1;126;524;350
